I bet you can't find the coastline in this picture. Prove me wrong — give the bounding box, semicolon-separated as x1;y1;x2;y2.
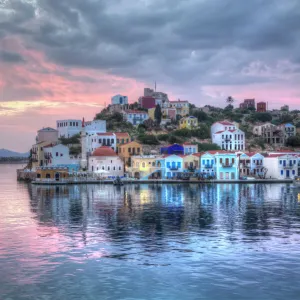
30;178;294;185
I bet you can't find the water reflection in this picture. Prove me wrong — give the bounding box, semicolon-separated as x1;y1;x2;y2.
28;183;300;250
2;165;300;300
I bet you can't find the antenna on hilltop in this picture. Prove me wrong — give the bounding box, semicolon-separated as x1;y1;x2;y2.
155;81;157;92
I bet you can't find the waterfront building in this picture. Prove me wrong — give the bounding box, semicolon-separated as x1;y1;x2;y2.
211;121;245;151
36;127;58;143
281;105;289;111
264;154;299;179
118;141;143;167
43;144;79;168
239;98;255;109
122;110;149;125
36;166;69;181
183;154;200;172
88;132;117;153
199;152;215;178
88;146;124;177
239;152;265;177
31;141;53;170
128;155;161;179
161;154;184;179
160;144;184;155
183;142;198;155
179;116;198;129
111;94;128;105
213;151;239;180
257;102;267;112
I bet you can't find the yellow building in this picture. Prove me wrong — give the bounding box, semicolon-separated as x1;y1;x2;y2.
31;141;52;170
118;141;143;167
128;155;161;179
36;167;69;181
183;154;200;170
179;116;198;129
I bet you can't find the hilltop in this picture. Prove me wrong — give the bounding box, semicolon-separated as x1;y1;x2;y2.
0;149;29;158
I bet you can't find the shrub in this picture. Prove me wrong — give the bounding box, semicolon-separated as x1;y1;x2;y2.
197;143;221;152
137;134;160;145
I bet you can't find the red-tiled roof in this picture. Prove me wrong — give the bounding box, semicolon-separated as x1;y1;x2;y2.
169;100;189;103
183;142;197;146
92;146;117;157
266;154;285;158
97;132;114;136
115;132;130;138
244;152;258;157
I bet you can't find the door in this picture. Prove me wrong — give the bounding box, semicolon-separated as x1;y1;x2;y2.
286;170;290;178
55;173;60;181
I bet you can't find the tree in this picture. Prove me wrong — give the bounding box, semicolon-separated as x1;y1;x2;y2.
286;135;300;147
154;104;162;125
226;96;234;105
197;143;221;152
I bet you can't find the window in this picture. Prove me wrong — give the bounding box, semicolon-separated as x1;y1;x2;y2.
99;139;102;143
232;158;235;164
113;166;116;170
56;152;58;157
128;147;131;153
108;166;110;171
281;170;283;175
111;139;114;144
137;148;140;153
142;163;145;168
292;170;295;175
220;158;223;163
280;160;282;164
119;166;121;170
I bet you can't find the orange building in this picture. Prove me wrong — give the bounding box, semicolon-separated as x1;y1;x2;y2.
118;141;143;167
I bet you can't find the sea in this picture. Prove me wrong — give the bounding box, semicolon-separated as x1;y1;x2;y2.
1;164;300;300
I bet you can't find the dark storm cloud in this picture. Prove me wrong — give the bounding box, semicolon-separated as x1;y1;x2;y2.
0;50;26;63
1;0;300;88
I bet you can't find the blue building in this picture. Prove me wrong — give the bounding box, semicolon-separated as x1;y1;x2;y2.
160;144;184;155
199;152;215;178
214;152;239;180
160;154;184;179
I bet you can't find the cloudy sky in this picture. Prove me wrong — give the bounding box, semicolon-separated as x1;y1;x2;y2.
1;0;300;151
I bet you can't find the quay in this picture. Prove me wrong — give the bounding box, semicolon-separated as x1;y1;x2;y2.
30;178;294;185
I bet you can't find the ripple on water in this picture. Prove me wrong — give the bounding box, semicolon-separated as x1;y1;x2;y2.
1;165;300;299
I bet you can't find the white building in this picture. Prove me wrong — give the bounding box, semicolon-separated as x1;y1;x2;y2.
122;110;149;126
211;121;245;151
56;119;82;138
57;119;106;138
111;94;128;105
43;144;79;167
264;154;299;179
88;146;124;177
88;132;117;153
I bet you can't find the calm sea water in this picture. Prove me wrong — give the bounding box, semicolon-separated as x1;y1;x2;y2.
1;164;300;300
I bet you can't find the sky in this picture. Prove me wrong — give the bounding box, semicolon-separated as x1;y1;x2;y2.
1;0;300;152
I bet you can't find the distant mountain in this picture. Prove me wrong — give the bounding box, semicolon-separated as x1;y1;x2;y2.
0;149;29;158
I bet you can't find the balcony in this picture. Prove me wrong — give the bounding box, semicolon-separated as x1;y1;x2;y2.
283;165;294;169
204;164;213;169
169;166;179;171
224;138;231;142
222;163;233;168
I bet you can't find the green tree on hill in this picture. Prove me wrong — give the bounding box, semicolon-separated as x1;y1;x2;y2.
154;104;162;125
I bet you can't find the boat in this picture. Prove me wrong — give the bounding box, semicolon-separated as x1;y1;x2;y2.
113;176;124;186
293;176;300;187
